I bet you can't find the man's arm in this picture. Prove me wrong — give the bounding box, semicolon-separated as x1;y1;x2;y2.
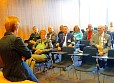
14;37;32;59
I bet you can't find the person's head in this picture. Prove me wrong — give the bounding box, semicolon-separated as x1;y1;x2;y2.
48;26;53;33
110;22;113;27
88;24;92;31
5;16;20;34
39;29;46;40
63;26;68;34
60;25;64;32
98;25;104;34
74;25;80;32
32;26;38;33
103;25;108;33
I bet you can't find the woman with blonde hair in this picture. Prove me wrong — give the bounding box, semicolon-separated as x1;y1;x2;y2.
73;25;83;41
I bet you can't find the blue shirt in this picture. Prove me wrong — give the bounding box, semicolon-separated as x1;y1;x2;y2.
73;32;83;40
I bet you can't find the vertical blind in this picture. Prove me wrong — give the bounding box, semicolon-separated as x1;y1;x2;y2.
0;0;114;39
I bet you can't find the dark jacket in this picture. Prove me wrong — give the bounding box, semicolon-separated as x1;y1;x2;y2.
57;33;74;47
0;32;32;82
47;31;57;47
29;32;40;41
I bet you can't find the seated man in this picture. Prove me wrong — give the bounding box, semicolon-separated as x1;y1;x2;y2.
56;26;75;70
90;25;111;68
47;26;57;48
56;26;75;50
27;26;40;51
83;24;97;40
26;29;52;71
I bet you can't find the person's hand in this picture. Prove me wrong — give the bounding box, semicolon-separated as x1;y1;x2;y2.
56;43;59;47
86;29;89;32
29;40;36;44
35;49;42;54
98;52;104;56
22;56;25;61
96;45;102;50
57;46;61;51
68;44;72;47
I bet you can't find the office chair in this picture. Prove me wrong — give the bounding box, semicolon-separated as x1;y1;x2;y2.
52;47;75;77
94;27;98;31
110;32;114;47
100;49;114;83
34;50;52;73
79;40;90;51
35;57;49;72
81;29;85;34
74;46;98;81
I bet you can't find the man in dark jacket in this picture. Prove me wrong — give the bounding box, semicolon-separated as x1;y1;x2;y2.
0;16;39;82
28;26;40;51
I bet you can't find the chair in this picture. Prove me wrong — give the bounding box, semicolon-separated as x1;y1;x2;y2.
74;46;98;80
35;58;49;72
69;31;73;34
100;49;114;83
79;40;90;51
94;27;98;30
81;29;85;34
110;32;114;47
51;47;75;77
34;51;52;73
33;49;52;73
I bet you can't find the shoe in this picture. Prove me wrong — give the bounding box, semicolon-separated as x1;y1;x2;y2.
62;68;67;71
43;68;48;72
49;66;55;69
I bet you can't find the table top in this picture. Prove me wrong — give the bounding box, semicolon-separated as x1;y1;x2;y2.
75;44;85;46
51;51;67;54
68;53;89;56
92;56;114;59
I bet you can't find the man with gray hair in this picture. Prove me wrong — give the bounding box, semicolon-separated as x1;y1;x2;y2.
47;26;57;48
90;25;111;68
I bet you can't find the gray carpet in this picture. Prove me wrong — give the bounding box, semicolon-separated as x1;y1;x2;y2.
34;68;109;83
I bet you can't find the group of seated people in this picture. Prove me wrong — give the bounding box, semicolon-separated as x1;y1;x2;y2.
0;16;112;83
26;23;111;71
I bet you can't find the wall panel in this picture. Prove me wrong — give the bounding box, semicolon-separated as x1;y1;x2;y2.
0;0;79;40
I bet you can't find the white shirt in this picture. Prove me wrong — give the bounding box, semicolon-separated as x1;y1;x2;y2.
63;34;67;47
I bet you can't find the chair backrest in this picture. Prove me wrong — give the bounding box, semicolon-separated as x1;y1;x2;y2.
83;46;98;56
111;32;114;40
81;29;85;34
61;47;75;61
108;49;114;57
80;40;90;51
80;40;90;46
106;49;114;68
106;59;114;68
62;47;75;54
82;46;98;65
94;27;98;30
